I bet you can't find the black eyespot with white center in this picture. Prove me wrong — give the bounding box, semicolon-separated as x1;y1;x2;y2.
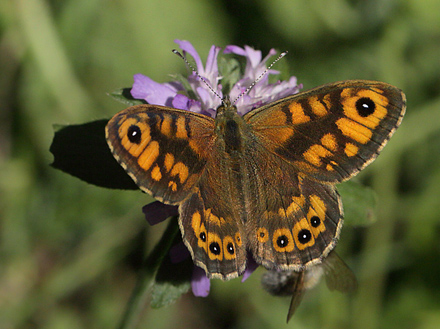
311;216;321;228
356;97;376;117
209;242;221;255
127;125;142;144
199;232;206;242
298;229;312;244
276;235;289;248
226;242;234;255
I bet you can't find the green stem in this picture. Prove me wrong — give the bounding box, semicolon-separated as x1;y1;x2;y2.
117;217;180;329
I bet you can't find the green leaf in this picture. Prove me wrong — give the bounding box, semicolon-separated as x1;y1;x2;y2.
50;120;138;190
338;181;378;226
150;220;193;308
122;216;192;311
151;281;191;309
118;217;184;328
151;255;192;308
218;56;242;95
109;88;145;106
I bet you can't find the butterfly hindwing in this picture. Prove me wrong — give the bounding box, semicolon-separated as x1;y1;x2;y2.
236;145;343;271
245;80;406;183
179;172;248;280
106;104;215;204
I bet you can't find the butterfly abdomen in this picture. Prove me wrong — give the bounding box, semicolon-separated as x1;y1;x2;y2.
215;102;250;156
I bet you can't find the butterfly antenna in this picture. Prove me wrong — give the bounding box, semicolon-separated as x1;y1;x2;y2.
172;49;223;102
232;50;288;105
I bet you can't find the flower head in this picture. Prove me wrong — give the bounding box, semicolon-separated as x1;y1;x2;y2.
131;39;301;117
134;40;302;297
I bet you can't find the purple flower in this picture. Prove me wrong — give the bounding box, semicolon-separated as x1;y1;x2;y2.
131;39;301;117
191;266;211;297
241;255;260;282
131;75;184;107
168;241;211;297
134;40;302;297
142;201;178;225
223;45;301;114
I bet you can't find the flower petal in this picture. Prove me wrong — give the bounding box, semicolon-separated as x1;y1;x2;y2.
169;241;190;264
196;86;221;114
260;48;278;67
131;74;182;107
243;45;263;70
174;39;204;74
191;266;210;297
241;256;259;282
172;94;191;110
204;45;222;88
142;201;178;226
205;45;221;77
223;45;247;56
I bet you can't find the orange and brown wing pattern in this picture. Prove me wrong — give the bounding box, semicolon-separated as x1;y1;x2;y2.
239;147;343;272
105;104;216;204
244;80;406;183
179;149;248;280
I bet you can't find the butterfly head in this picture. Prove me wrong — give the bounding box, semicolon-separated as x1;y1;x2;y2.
215;95;238;117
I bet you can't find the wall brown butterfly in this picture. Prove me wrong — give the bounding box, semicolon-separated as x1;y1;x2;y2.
105;80;406;280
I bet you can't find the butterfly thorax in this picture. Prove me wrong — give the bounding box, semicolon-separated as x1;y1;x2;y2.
213;99;264;226
215;99;250;155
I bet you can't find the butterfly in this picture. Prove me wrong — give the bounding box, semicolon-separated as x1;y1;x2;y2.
105;80;406;280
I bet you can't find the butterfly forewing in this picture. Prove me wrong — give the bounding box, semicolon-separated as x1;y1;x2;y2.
105;104;215;204
244;80;406;183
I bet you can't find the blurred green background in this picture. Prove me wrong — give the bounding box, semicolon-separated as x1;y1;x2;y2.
1;0;440;328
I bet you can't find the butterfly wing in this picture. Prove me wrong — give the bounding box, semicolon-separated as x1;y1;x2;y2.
244;80;406;183
106;104;248;279
323;251;358;293
179;149;248;280
238;144;343;271
241;80;405;271
106;104;215;204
